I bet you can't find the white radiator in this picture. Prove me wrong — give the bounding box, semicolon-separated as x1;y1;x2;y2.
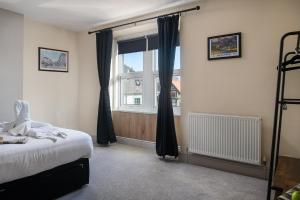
188;113;261;165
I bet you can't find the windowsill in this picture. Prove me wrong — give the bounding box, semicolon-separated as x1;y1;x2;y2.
113;108;181;116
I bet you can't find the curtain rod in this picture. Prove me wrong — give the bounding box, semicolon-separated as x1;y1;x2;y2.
88;5;200;35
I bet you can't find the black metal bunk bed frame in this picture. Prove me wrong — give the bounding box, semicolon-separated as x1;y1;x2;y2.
267;31;300;200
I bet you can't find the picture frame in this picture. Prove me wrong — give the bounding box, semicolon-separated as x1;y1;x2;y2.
38;47;69;72
208;32;242;60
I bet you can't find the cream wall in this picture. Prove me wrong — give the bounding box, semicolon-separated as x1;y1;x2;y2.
181;0;300;160
23;18;80;129
0;9;23;121
78;32;98;135
77;0;300;162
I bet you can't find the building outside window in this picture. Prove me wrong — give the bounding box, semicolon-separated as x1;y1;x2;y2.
116;34;181;114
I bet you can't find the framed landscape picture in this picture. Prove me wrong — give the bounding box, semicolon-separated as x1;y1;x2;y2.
38;47;69;72
208;32;241;60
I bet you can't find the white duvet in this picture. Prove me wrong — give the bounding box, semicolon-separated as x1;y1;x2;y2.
0;128;93;184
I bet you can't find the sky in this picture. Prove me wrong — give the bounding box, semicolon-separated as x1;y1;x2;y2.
123;47;181;72
123;51;143;72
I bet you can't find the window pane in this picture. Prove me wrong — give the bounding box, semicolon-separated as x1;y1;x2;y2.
155;76;181;107
154;46;180;71
122;52;143;73
155;50;158;71
121;78;143;105
174;47;180;70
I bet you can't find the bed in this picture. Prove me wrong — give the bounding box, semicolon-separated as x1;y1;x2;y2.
0;128;93;199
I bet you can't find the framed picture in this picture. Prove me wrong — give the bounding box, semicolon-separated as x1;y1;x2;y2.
38;47;69;72
208;32;241;60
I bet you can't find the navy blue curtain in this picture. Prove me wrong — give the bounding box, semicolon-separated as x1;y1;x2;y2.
156;15;179;157
96;30;117;145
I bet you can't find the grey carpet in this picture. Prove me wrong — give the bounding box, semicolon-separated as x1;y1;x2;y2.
58;143;267;200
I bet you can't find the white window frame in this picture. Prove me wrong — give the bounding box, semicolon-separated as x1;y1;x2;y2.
113;31;181;115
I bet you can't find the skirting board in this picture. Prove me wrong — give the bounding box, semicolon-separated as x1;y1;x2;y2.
91;135;165;150
116;136;182;153
182;153;268;179
91;135;267;179
116;136;156;150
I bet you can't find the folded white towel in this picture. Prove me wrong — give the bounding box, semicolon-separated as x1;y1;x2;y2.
26;126;67;143
4;100;68;143
8;121;67;143
0;136;28;144
14;100;31;126
32;126;68;139
8;121;31;136
26;129;58;143
0;122;14;132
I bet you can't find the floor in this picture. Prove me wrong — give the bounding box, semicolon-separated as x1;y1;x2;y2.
59;143;267;200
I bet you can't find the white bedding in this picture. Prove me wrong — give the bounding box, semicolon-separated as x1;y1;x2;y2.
0;128;93;184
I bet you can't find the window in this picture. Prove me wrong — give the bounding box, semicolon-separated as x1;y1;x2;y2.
116;34;181;114
155;75;181;107
134;98;141;105
120;52;143;106
122;52;143;73
121;77;143;105
154;47;181;108
154;47;181;71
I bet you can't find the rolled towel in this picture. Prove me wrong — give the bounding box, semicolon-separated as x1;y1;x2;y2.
26;129;57;143
0;136;28;144
27;126;68;142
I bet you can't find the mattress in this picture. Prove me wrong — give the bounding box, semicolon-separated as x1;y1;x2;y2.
0;128;93;184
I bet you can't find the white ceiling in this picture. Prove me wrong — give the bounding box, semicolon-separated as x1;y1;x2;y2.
0;0;197;31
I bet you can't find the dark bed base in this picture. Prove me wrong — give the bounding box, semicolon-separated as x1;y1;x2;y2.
0;158;89;200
